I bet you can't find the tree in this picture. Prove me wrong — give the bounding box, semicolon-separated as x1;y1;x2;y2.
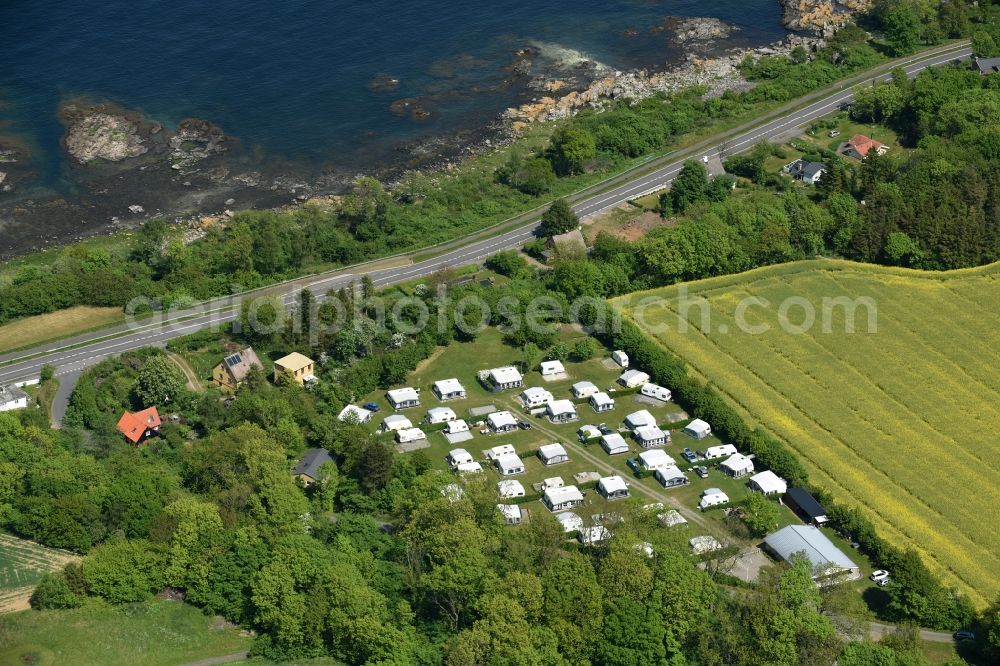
485;251;529;278
877;0;922;55
39;364;55;383
671;160;709;213
161;497;224;592
83;539;164;603
514;158;558;195
883;231;923;266
130;218;168;267
741;492;781;537
569;337;598;362
972;30;999;58
132;354;187;406
238;295;285;345
550;126;597;176
30;572;82;609
539;199;579;237
598;598;668;666
981;593;1000;662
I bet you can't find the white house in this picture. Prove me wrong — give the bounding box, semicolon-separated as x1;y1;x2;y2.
537;443;570;466
495;453;526;476
426;406;457;424
445;419;470;435
554;511;584;533
387;387;420;410
540;360;565;376
497;479;526;498
432;378;466;401
571;381;599;399
598;475;630;500
543;485;584;512
578;526;611;546
487;366;523;391
520;387;554;409
338;404;373;423
683;418;712;440
749;470;787;495
395;428;427;445
612;350;629;368
618;369;650;388
446;448;473;468
497;504;523;525
456;461;483;474
487;411;519;433
634;425;668;449
600;433;629;455
546;399;578;423
638;449;675;471
589;392;614;413
654;466;689;489
703;443;738;460
699;487;730;510
640;383;672;402
577;424;601;442
381;414;412;432
623;409;656;431
0;385;29;412
487;444;517;461
719;453;755;479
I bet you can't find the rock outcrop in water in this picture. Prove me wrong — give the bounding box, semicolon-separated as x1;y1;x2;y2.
61;105;149;164
779;0;871;32
654;17;736;43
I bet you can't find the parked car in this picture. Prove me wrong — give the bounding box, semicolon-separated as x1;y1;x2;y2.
682;448;698;463
870;570;890;586
598;423;614;435
828;129;841;137
953;630;976;642
363;402;380;412
517;421;532;430
693;466;709;479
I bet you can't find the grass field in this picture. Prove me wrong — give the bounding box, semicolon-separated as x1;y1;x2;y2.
0;533;79;614
613;259;1000;605
0;599;253;665
0;306;123;353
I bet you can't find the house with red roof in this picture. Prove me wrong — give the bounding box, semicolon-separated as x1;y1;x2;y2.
116;406;161;445
842;134;889;161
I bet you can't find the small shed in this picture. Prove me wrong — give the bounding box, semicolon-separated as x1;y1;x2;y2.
654;466;689;489
546;399;578;423
618;369;650;388
495;453;526;476
520;387;554;409
381;414;412;432
540;360;565;376
612;350;629;368
719;453;754;479
538;443;570;466
784;487;829;525
572;381;599;399
748;470;787;496
597;475;630;501
600;433;629;456
683;418;712;440
427;406;457;424
638;449;675;471
497;479;526;498
589;392;615;413
433;378;466;401
543;485;584;512
623;409;656;431
634;425;668;449
487;411;518;432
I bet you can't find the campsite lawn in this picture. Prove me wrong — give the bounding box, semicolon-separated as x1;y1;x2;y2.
612;259;1000;605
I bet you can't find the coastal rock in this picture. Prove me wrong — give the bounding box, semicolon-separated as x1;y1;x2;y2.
389;97;433;121
63;111;148;163
779;0;871;31
167;118;227;173
654;17;736;43
367;75;401;93
128;204;144;214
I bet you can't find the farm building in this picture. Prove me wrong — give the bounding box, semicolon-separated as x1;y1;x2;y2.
784;488;829;525
612;350;629;368
211;347;263;392
655;466;689;489
546;399;578;423
638;449;675;471
703;443;737;459
387;387;421;410
543;485;584;512
618;369;650;388
540;360;565;376
395;428;427;445
764;525;860;584
555;511;584;533
520;386;554;409
578;424;601;441
749;470;787;495
497;479;526;498
659;509;688;527
432;378;466;401
497;504;523;525
600;433;629;456
274;352;315;386
538;443;570;466
338;404;373;423
683;418;712;440
699;488;730;510
597;475;630;501
292;448;333;486
381;414;412;432
634;425;668;449
579;526;611;546
0;385;29;412
640;383;672;402
572;381;599;399
719;453;755;478
624;409;656;431
486;366;524;391
690;535;724;555
426;406;457;424
487;444;517;460
494;453;526;476
487;411;519;433
445;419;470;435
589;392;615;413
456;461;483;474
116;407;161;445
446;448;473;468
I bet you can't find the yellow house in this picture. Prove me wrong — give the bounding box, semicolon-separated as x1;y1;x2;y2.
274;352;315;385
211;347;263;392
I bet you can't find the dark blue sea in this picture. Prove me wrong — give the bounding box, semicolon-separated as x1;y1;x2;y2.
4;0;785;180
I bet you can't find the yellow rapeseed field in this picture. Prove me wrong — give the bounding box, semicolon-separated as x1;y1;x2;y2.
613;259;1000;605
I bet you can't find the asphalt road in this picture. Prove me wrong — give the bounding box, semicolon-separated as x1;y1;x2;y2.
0;43;972;417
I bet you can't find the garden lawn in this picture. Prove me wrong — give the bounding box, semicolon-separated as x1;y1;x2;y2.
613;259;1000;605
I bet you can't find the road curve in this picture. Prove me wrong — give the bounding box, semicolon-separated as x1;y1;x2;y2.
0;44;972;408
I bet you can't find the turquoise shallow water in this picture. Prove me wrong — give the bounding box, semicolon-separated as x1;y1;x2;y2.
3;0;785;179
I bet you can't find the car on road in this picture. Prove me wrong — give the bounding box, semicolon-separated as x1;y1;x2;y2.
870;570;890;586
517;421;532;430
682;448;698;463
953;630;976;642
363;402;380;412
693;466;709;479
